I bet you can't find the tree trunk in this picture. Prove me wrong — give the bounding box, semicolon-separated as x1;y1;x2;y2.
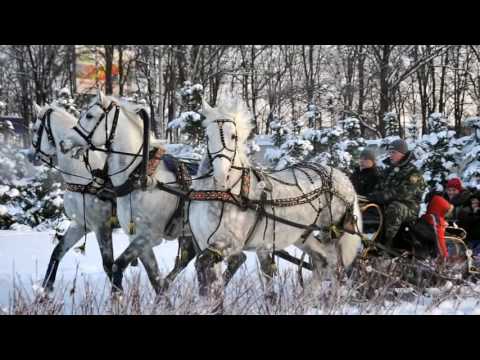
378;45;391;136
157;46;164;137
439;51;448;114
104;45;114;95
118;45;124;96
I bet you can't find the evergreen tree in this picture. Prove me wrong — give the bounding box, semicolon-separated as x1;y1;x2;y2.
461;116;480;189
265;112;313;169
0;144;64;230
167;81;204;145
52;87;80;117
383;112;400;137
270;115;288;147
406;116;419;141
419;113;462;191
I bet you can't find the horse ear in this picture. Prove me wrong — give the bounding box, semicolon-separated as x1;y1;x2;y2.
32;102;42;116
96;89;109;108
200;99;214;118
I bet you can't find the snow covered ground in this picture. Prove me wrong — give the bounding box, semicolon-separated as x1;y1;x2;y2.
0;229;305;314
2;229;480;314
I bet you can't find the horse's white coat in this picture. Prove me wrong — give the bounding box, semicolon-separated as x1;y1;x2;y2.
189;99;363;294
32;104;113;235
32;103;115;285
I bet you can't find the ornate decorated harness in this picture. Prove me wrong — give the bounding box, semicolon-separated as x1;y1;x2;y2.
71;103;360;263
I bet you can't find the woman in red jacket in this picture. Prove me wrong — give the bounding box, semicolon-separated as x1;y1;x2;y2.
421;195;454;259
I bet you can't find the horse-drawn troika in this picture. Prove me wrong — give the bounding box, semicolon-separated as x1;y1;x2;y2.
31;90;479;311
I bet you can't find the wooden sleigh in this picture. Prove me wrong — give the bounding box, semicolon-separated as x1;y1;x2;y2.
357;196;479;275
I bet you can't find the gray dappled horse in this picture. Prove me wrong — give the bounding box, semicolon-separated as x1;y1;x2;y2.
32;103;116;292
59;91;273;297
188;99;363;310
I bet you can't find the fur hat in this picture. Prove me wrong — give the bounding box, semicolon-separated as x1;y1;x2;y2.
360;148;376;163
389;139;408;154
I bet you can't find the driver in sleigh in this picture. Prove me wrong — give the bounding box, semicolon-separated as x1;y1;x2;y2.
364;139;426;251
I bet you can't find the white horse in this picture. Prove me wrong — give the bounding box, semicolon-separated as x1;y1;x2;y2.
32;103;116;292
59;91;280;296
189;99;363;307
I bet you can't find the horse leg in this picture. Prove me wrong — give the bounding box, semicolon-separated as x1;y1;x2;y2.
93;226;114;283
257;251;277;304
138;246;163;295
308;244;339;308
223;252;247;288
160;236;197;293
111;237;162;295
195;247;224;313
42;223;86;293
111;236;147;294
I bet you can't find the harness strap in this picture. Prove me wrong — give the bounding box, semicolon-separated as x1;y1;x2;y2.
156;181;330;233
65;182;101;195
243;190;267;248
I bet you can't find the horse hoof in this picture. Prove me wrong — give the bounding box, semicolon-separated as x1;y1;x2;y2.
264;291;278;305
209;301;224;315
156;279;169;295
153;294;173;311
42;284;54;295
36;290;52;304
111;283;124;301
111;279;124;297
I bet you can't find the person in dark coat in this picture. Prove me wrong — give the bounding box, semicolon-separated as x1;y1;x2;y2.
350;148;381;196
444;177;472;224
458;191;480;256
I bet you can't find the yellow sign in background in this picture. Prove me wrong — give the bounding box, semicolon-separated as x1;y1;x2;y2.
75;46;136;95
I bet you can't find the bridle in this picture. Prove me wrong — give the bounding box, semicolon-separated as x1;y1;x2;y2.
32;108;56;167
72;101;120;154
32;107;108;184
206;118;243;174
71;101;149;181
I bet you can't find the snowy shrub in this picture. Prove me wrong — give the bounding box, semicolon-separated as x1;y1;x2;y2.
0;144;65;230
168;81;204;144
52;87;80;117
418;114;462;191
384;112;400;137
406;116;419;141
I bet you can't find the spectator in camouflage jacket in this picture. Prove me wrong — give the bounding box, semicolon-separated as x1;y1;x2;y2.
365;139;426;248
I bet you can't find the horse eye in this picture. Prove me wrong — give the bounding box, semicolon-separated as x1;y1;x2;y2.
232;134;237;140
86;113;94;120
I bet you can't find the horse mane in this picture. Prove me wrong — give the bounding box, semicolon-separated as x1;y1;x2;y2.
100;95;146;124
49;104;78;123
103;95;166;151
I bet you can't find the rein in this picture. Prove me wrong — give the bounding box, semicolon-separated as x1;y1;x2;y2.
32;108;56;164
32;107;105;185
73;101;147;182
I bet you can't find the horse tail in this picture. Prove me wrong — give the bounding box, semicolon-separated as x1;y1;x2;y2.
338;193;363;268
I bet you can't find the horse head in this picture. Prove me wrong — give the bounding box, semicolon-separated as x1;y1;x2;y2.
201;98;252;190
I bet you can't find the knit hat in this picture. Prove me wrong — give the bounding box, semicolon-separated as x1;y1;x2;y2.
446;178;463;192
360;148;376;162
389;139;408;154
